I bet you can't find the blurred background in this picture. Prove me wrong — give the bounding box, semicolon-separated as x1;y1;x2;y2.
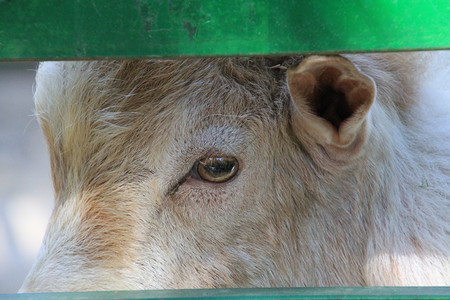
0;62;53;293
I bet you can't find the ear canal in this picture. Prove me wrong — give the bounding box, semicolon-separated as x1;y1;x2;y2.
288;55;375;147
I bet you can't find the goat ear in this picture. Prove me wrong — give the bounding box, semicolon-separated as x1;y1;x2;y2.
287;56;375;148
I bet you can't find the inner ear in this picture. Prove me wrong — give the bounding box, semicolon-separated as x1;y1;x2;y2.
310;78;352;129
288;56;375;147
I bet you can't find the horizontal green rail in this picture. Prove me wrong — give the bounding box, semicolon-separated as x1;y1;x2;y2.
1;0;450;60
2;287;450;300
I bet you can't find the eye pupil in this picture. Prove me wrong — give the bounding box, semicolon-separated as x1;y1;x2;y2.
202;158;233;176
196;157;239;183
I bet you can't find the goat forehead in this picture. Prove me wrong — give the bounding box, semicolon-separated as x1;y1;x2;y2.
113;62;280;133
114;58;277;101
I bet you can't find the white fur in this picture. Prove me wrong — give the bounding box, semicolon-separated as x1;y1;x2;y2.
20;53;449;292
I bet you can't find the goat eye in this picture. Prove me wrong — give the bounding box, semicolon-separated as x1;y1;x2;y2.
194;157;239;183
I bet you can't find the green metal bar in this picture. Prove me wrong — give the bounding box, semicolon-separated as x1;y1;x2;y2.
2;287;450;300
1;0;449;60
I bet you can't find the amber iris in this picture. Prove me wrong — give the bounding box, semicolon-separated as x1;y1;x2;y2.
195;157;239;183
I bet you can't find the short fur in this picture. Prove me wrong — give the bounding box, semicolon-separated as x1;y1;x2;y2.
21;52;449;292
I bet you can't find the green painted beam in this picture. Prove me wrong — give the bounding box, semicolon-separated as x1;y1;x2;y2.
2;287;450;300
0;0;449;60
